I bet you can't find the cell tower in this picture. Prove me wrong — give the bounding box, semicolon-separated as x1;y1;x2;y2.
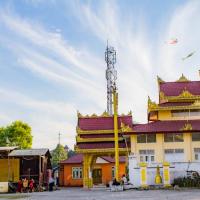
105;44;117;115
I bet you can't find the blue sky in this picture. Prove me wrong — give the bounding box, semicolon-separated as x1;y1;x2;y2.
0;0;200;149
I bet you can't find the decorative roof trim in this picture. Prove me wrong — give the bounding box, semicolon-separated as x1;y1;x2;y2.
74;146;129;154
76;136;124;143
148;101;200;113
120;122;133;133
157;76;165;85
159;90;200;103
77;111;132;118
77;127;115;134
176;74;190;82
148;96;158;112
192;100;200;106
159;91;168;103
180;123;193;131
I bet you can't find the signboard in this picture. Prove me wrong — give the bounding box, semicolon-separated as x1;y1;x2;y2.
0;182;8;193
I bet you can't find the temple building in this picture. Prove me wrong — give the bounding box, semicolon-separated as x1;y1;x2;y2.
74;112;132;187
127;74;200;164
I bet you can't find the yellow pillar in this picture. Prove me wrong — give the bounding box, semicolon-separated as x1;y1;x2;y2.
139;162;148;188
83;154;93;188
184;132;192;162
113;90;119;181
163;162;171;187
156;134;164;163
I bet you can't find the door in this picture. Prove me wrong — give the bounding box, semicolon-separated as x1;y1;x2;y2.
92;169;102;184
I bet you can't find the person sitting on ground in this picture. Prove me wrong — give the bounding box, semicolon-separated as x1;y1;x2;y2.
22;178;29;193
121;174;128;185
112;178;120;186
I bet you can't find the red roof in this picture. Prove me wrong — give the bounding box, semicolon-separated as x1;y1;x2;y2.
132;120;200;133
60;154;83;164
78;116;132;131
60;154;126;164
160;81;200;96
102;156;126;163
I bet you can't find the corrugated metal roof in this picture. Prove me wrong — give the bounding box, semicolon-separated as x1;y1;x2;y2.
9;148;49;156
0;146;18;152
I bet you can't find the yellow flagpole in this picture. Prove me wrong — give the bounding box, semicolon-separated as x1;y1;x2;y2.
113;89;119;181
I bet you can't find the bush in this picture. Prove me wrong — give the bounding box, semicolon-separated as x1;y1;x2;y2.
173;176;200;188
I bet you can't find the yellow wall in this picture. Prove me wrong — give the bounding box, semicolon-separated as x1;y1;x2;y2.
131;133;200;163
0;159;19;182
158;111;171;120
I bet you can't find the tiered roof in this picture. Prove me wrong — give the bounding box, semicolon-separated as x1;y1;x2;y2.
75;111;132;154
148;74;200;117
134;74;200;134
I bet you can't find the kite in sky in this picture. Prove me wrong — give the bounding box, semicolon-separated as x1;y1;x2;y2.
182;51;196;61
168;38;178;44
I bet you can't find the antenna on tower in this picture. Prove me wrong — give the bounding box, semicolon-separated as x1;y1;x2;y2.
58;132;61;145
105;42;117;115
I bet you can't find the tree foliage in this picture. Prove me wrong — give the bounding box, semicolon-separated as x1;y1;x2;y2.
51;144;67;167
0;120;32;149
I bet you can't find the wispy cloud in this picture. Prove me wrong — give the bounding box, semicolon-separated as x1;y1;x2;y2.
0;88;76;148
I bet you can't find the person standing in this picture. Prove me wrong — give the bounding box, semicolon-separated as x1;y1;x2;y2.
17;179;22;193
29;179;34;192
48;176;54;192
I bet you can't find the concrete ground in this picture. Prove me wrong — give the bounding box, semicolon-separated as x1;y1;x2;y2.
0;188;200;200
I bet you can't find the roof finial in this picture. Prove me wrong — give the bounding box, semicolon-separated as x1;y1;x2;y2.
157;75;164;85
176;74;190;82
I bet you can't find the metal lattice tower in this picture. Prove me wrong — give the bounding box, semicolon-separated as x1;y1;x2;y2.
105;44;117;115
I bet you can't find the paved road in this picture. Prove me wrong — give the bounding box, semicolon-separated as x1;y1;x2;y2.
0;188;200;200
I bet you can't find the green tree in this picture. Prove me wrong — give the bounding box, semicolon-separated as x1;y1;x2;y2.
0;120;32;149
51;144;67;167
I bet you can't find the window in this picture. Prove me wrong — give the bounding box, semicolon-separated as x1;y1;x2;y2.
172;110;189;117
139;149;155;163
194;148;200;161
164;133;183;142
137;134;146;143
137;134;156;143
164;149;184;162
192;133;200;141
112;167;115;179
72;167;82;179
172;110;200;118
164;149;184;154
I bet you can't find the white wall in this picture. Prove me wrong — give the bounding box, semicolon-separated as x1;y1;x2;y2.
128;155;200;187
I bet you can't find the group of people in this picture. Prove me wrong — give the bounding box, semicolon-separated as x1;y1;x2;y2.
17;178;35;193
112;174;128;186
